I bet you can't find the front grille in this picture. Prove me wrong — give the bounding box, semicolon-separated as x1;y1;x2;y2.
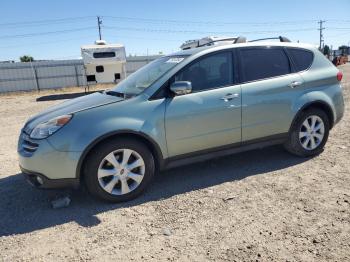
20;132;39;154
22;139;39;153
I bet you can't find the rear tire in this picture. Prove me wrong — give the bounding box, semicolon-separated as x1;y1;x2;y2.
284;108;330;157
84;138;155;202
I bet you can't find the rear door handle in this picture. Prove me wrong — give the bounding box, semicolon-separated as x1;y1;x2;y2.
288;81;303;88
221;93;239;101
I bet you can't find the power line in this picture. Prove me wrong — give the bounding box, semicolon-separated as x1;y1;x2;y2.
0;34;181;49
106;34;181;42
0;27;96;39
0;24;318;41
326;19;350;23
326;30;350;38
0;15;348;43
1;24;348;40
327;27;350;30
103;15;318;26
103;25;316;35
0;35;96;49
0;16;94;28
0;15;348;31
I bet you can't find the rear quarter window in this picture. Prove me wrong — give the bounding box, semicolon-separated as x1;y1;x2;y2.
287;48;314;72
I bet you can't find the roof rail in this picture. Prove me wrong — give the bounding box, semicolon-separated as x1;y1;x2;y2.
249;36;291;43
180;36;247;50
197;36;247;47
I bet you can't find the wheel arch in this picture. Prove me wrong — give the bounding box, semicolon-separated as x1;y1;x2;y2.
76;130;165;181
290;100;335;133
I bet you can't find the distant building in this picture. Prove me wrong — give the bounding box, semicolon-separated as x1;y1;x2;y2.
338;46;350;55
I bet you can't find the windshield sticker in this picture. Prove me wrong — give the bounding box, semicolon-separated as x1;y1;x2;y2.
166;57;184;63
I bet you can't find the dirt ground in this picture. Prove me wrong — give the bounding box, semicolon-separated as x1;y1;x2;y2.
0;65;349;262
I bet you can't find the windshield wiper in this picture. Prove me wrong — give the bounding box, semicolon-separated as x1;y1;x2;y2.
104;90;125;98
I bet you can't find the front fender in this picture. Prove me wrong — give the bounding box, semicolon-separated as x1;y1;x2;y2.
47;96;168;158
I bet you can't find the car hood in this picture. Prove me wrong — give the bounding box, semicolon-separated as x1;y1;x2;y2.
23;92;123;133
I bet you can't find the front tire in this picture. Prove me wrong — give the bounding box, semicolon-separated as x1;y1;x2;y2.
284;108;330;157
84;138;155;202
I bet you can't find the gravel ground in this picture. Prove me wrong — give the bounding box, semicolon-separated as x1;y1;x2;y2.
0;65;349;262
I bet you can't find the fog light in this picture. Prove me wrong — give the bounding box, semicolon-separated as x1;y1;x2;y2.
36;176;44;185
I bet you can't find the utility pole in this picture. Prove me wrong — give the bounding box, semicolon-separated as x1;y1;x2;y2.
318;20;325;50
97;16;102;40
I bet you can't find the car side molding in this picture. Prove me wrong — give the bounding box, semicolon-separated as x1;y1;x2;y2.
163;133;288;170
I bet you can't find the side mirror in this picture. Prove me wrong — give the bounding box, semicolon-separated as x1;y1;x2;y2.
170;81;192;96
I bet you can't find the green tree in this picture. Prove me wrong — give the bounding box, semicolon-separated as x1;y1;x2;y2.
20;55;34;62
323;45;330;56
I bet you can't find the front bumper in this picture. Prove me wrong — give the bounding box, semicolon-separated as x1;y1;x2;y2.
18;131;82;185
21;166;79;189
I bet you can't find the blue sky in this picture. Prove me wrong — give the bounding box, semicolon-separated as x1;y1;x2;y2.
0;0;349;61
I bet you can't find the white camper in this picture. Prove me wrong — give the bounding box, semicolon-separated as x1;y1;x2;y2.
81;40;127;84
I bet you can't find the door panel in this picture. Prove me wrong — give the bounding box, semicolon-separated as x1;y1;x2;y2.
238;46;304;141
241;74;303;141
165;85;241;157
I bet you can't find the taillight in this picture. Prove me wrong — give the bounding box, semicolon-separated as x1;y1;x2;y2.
337;71;343;81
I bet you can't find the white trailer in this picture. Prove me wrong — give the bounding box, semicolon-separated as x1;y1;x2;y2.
81;40;127;84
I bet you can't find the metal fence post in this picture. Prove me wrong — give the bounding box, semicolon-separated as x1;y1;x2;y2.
74;65;79;87
30;61;40;91
82;65;89;93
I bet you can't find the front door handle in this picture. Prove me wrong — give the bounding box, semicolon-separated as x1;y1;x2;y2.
288;81;303;88
221;93;239;101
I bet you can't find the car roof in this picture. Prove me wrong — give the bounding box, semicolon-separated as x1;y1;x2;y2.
168;41;317;57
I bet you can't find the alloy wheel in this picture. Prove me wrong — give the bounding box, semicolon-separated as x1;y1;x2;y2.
97;149;145;195
299;115;325;151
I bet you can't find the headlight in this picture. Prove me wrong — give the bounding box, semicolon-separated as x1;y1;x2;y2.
30;115;72;139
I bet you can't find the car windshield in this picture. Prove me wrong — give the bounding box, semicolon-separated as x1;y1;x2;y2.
111;56;187;95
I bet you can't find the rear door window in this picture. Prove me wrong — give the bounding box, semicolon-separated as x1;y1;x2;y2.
287;48;313;72
240;47;291;82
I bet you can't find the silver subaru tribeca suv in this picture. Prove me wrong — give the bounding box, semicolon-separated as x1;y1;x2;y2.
18;36;344;202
